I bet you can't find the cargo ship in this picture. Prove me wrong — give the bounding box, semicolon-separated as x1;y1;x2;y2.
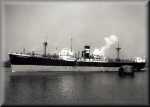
8;40;146;73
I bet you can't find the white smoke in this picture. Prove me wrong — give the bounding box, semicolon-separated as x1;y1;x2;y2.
93;35;118;57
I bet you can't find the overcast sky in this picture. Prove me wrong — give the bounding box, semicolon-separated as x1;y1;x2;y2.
4;1;147;60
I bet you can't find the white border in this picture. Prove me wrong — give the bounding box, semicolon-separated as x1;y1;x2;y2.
0;0;148;106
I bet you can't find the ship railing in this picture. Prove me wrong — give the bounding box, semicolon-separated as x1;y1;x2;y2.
77;57;108;62
9;52;31;57
107;58;137;63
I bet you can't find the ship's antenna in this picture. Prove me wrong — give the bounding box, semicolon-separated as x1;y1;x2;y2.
116;40;121;61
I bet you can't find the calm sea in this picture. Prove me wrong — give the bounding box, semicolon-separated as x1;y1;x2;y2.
3;67;149;105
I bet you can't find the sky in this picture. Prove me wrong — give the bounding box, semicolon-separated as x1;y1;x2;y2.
3;1;147;61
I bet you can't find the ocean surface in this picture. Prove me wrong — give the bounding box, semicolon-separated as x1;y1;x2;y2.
2;67;149;105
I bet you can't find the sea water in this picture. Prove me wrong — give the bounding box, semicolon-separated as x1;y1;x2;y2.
2;67;149;105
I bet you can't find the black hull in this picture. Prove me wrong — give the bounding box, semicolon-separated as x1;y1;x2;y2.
9;54;146;70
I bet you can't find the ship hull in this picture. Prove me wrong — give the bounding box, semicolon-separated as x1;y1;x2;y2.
9;53;146;72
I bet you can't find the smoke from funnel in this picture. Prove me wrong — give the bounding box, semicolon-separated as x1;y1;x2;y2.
93;35;118;57
105;35;118;46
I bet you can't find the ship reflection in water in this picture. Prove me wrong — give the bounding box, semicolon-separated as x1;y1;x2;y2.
4;68;148;105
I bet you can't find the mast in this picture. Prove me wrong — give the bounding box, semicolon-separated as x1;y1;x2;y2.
23;48;25;54
116;40;121;61
70;37;72;52
43;40;48;57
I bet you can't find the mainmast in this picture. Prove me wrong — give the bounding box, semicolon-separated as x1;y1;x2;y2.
70;37;72;52
116;40;121;61
43;40;48;57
